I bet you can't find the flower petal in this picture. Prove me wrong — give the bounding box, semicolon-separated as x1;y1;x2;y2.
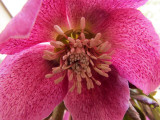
0;0;42;44
66;0;147;28
102;9;160;94
0;44;68;120
64;67;129;120
0;0;68;55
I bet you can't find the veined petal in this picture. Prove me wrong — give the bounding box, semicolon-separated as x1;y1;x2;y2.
66;0;147;28
0;0;69;55
0;0;42;44
102;9;160;94
0;44;68;120
64;67;129;120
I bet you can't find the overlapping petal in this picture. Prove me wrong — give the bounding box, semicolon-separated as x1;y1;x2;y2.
0;0;69;55
0;44;68;120
66;0;148;28
0;0;42;44
95;8;160;94
64;67;129;120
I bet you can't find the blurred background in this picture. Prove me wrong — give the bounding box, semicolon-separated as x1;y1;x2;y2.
0;0;160;100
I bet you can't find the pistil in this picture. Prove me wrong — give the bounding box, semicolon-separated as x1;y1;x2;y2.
43;17;113;94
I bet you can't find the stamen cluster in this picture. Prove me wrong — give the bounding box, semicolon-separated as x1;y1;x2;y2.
43;17;112;94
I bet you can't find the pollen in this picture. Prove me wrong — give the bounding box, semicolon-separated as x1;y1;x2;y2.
43;17;112;94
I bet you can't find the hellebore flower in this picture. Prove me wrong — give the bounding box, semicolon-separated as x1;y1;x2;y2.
0;0;160;120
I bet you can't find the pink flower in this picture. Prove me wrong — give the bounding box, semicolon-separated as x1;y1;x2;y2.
0;0;160;120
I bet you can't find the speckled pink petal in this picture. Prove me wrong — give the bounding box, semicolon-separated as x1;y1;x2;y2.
64;67;129;120
99;9;160;94
0;44;68;120
0;0;68;55
66;0;147;28
0;0;42;44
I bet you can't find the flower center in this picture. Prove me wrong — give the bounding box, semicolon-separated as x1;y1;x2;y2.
43;17;112;94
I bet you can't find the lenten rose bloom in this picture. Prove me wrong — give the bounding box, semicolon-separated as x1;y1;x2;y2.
0;0;160;120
